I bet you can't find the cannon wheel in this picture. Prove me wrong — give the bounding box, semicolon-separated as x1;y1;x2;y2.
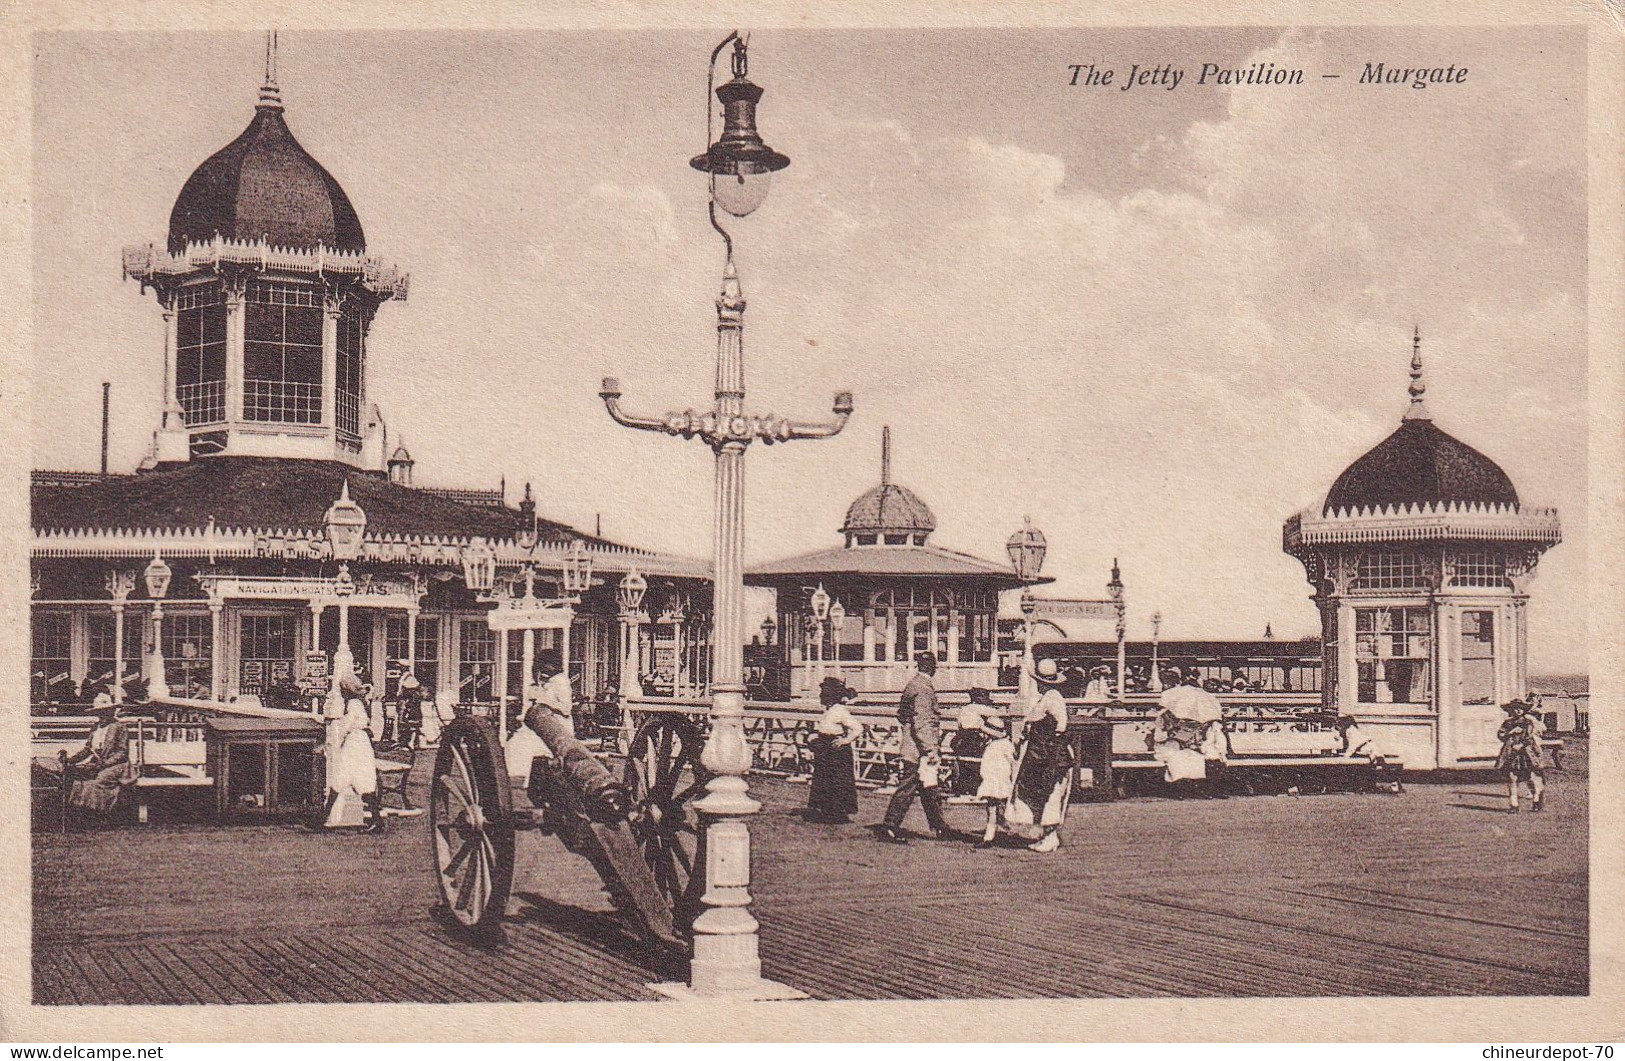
430;717;515;943
624;716;710;933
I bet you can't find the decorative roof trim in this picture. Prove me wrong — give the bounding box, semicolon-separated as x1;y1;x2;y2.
31;524;710;578
122;236;408;300
1283;502;1561;550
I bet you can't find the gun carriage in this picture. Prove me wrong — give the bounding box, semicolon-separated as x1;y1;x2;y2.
429;709;708;951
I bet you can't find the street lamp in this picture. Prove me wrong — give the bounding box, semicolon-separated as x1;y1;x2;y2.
809;583;832;689
600;31;847;999
760;615;777;646
618;567;648;701
828;598;846;683
1108;558;1126;700
1007;518;1047;703
1150;610;1164;693
143;552;172;701
560;539;595;600
332;562;358;687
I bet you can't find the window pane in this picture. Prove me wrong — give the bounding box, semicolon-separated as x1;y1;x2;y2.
202;304;227;345
177;307;201;348
285;307;322;348
245;303;281;344
285;345;322;385
244;341;281;380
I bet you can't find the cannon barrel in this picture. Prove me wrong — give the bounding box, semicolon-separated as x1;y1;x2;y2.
525;706;629;820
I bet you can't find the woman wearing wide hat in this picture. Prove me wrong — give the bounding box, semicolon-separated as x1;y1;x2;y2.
807;677;862;823
1007;658;1075;852
1496;699;1547;813
36;692;133;820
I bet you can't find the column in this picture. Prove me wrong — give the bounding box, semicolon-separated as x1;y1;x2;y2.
321;294;340;432
497;628;510;743
1514;600;1529;700
209;600;225;701
406;608;418;679
148;603;170;701
671;617;685;697
1335;598;1356;712
162;304;179;426
111;603;126;704
522;628;536;699
946;607;961;666
861;609;876;663
224;281;245;424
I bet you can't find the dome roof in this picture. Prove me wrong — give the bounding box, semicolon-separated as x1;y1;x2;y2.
1324;418;1519;514
167;94;365;255
842;482;938;536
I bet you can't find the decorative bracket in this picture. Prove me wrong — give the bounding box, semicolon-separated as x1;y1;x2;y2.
601;379;852;451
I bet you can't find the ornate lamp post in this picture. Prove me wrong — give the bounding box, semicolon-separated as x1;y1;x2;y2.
143;553;173;701
828;598;846;683
599;31;849;999
809;583;832;690
1108;558;1126;699
617;567;649;702
1150;610;1164;693
1006;517;1048;702
760;615;777;646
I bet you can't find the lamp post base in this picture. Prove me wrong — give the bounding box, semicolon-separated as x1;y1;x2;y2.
648;979;808;1002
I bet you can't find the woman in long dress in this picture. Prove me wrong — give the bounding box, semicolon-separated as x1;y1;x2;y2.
807;677;861;823
325;696;383;832
1008;659;1074;852
34;694;133;818
1496;699;1547;813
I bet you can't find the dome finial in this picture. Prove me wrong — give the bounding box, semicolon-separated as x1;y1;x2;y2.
1403;324;1431;422
881;425;891;486
257;30;284;112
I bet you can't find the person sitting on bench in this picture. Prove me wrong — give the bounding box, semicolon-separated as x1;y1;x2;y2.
34;692;133;820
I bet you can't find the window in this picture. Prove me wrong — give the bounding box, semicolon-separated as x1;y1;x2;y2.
1452;551;1508;588
459;621;496;703
414;616;440;697
1460;610;1497;704
1355;607;1431;705
175;286;227;425
31;612;72;702
1356;549;1424;590
238;613;293;694
244;281;323;424
337;306;365;441
86;612;147;700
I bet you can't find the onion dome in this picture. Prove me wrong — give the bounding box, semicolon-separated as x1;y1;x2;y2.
841;427;937;538
1323;329;1519;514
166;39;364;254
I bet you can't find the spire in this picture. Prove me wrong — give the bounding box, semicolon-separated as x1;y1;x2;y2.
257;30;283;112
881;426;892;486
1403;324;1431;422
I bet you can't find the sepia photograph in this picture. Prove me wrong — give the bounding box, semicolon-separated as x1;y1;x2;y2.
4;7;1617;1041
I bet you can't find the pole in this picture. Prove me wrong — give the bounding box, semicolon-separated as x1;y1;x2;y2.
147;602;170;701
100;382;110;478
1018;591;1037;704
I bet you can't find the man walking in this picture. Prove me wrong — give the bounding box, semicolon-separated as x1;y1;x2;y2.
879;653;954;844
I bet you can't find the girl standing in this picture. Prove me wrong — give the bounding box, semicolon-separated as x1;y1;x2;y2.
807;677;861;823
1496;699;1547;813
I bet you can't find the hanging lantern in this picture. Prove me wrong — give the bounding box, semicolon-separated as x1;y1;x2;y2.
1006;516;1048;582
461;538;496;593
561;539;595;597
760;616;777;645
829;599;846;629
809;583;831;622
617;567;648;615
143;552;173;599
323;480;368;561
690;37;791;218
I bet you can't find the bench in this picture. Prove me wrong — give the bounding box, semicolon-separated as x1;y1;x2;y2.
129;721;213;823
1111;752;1405;795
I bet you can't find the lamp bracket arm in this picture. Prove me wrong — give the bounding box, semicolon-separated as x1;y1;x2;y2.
599;384;675;435
771;391;855;443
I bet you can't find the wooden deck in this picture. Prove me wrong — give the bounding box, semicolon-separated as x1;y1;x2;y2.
33;742;1588;1003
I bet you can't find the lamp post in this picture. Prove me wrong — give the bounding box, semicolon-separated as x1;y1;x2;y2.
1150;610;1163;693
617;567;648;702
760;615;776;646
809;583;831;690
1006;517;1048;703
1108;558;1126;700
143;552;173;701
599;31;848;999
828;598;846;685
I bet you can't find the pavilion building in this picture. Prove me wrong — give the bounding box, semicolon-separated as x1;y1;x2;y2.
746;427;1042;698
30;40;710;717
1282;331;1562;768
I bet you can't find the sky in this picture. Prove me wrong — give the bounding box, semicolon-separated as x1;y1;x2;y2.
31;28;1588;671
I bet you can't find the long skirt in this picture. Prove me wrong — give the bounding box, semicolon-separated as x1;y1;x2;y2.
34;757;128;813
1009;736;1071;828
807;738;858;819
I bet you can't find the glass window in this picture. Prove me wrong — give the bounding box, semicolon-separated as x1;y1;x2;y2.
86;612;148;700
1460;610;1497;705
1453;551;1507;588
337;307;365;442
1356;549;1424;590
1355;606;1431;705
31;611;73;702
176;289;227;425
414;616;440;697
238;613;292;695
243;282;323;424
459;621;496;704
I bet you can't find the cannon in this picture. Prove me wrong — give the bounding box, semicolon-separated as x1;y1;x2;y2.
429;709;709;950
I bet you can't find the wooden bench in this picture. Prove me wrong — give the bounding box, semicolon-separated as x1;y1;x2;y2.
129;721;213;823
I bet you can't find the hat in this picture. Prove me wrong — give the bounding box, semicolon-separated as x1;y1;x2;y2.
338;674;364;697
819;676;858;702
914;652;938;667
967;687;994;705
1090;666;1111;677
89;692;117;714
1033;658;1066;684
399;674;420;690
1501;699;1533;714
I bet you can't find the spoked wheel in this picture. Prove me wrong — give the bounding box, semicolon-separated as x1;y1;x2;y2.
624;717;710;934
430;718;515;944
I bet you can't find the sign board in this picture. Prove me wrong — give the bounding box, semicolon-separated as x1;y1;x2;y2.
240;660;266;693
485;601;575;633
302;651;330;697
1030;599;1118;622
